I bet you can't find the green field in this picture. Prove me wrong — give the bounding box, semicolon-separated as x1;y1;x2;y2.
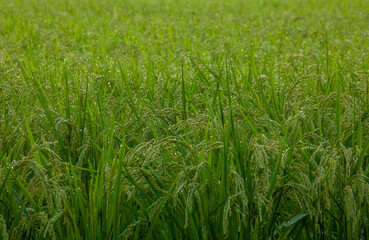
1;0;369;239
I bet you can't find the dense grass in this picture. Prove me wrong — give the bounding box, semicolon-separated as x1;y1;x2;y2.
1;0;369;239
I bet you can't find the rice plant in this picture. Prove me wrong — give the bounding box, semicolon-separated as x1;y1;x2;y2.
1;0;369;239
